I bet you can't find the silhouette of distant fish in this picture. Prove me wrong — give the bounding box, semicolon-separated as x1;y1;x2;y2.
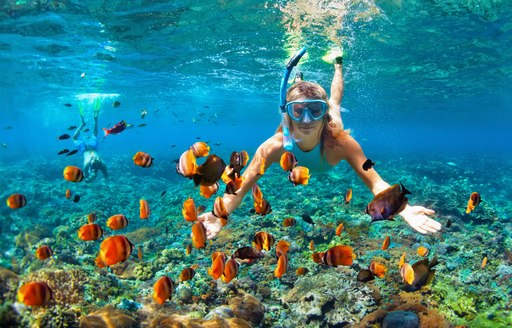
113;101;121;107
4;126;13;130
160;190;167;197
301;214;315;225
66;150;78;156
73;195;80;203
64;103;72;107
67;125;77;130
58;149;70;155
362;159;375;171
138;123;147;127
83;128;90;133
57;134;70;140
446;218;452;228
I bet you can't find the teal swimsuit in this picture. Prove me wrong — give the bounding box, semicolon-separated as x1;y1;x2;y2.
290;141;334;174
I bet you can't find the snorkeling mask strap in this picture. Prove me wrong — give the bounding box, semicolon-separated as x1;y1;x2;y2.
279;47;307;151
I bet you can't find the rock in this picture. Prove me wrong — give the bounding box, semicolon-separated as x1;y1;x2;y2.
80;306;137;328
382;311;419;328
204;306;234;320
228;293;265;325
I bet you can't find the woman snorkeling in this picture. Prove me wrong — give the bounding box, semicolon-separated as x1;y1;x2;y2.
198;48;441;239
72;98;108;181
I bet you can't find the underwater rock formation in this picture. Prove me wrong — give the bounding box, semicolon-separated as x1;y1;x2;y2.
80;306;137;328
227;293;265;325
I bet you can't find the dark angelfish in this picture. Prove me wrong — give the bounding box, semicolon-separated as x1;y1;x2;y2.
366;183;410;222
404;256;439;292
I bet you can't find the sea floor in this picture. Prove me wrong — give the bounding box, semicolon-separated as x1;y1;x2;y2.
0;153;511;327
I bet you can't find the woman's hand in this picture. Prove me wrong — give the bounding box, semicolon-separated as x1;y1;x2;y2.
197;211;223;240
400;205;441;234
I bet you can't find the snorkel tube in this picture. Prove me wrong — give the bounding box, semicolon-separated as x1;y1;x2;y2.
279;47;307;151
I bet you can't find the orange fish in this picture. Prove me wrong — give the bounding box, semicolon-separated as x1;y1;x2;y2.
65;189;71;199
344;188;352;204
213;196;229;225
78;223;103;241
35;245;53;260
400;262;415;285
369;262;387;278
254;198;272;216
191;221;207;249
309;240;315;251
398;252;406;269
280;151;298;172
185;243;192;255
311;252;324;264
252;184;263;207
190;141;210;158
253;231;275;252
17;281;52;306
63;166;84;182
153;276;175;304
296;267;309;276
381;236;390;250
208;252;227;280
222;258;239;283
319;245;355;266
335;223;344;236
133;151;154;168
176;149;197;178
106;214;129;230
87;212;97;223
138;246;143;260
192;154;226;187
225;176;244;195
139;199;150;219
282;217;296;227
288;166;310;186
6;193;27;209
274;254;288;278
180;267;196;282
96;235;133;267
199;183;219;199
232;246;264;264
276;240;290;259
417;246;429;257
481;256;487;269
258;157;266;176
182;197;197;222
466;192;481;214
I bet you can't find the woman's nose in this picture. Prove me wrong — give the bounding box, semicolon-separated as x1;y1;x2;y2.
302;110;313;123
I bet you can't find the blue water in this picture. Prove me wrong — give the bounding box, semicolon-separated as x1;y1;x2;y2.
1;1;511;327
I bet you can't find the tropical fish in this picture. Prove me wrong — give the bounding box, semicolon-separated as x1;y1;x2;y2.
313;245;355;267
225;176;243;195
67;125;77;130
416;246;429;257
140;199;150;219
288;166;310;186
222;258;239;283
190;141;210;158
87;212;97;223
73;195;80;203
57;134;70;140
153;276;174;304
362;159;375;171
398;252;406;269
17;282;52;306
227;150;249;179
366;183;410;222
96;235;134;267
35;245;53;260
176;149;197;178
103;120;127;138
252;184;263;207
137;123;147;128
274;254;288;278
133;151;154;168
182;197;197;222
192;154;226;187
369;262;387;278
280;151;298;172
296;267;309;276
232;246;263;263
481;256;488;269
253;231;275;252
357;269;375;282
403;257;438;292
6;193;26;209
58;149;70;155
381;236;390;250
254;198;272;216
212;196;229;225
400;262;415;285
160;190;167;197
63;166;84;182
191;221;207;249
140;109;148;118
180;267;196;282
64;103;72;107
282;217;296;227
78;223;103;241
309;240;315;251
465;192;481;214
66;149;78;156
335;223;344;236
106;214;129;230
275;240;290;259
199;183;219;198
344;188;353;204
113;101;121;107
65;189;71;199
301;214;315;225
185;243;192;255
138;246;143;260
208;252;227;280
446;218;452;228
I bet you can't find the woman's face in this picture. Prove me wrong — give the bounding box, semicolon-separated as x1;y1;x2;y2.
289;98;325;140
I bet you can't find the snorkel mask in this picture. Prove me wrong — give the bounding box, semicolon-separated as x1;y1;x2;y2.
279;47;307;151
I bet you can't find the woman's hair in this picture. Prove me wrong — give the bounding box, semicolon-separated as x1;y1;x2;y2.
280;81;346;156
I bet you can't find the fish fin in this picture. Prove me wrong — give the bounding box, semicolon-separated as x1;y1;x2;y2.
429;256;439;269
102;128;109;138
192;174;202;186
426;270;436;286
400;183;411;195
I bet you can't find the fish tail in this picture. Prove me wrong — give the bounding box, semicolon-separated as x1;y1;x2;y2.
102;128;109;138
400;183;411;195
429;256;439;268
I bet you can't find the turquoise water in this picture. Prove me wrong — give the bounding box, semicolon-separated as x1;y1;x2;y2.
1;1;511;327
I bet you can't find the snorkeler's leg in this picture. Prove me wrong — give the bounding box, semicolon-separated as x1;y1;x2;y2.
93;98;100;137
328;56;344;128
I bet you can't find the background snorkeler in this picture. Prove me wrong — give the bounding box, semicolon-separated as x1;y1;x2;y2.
72;97;108;181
